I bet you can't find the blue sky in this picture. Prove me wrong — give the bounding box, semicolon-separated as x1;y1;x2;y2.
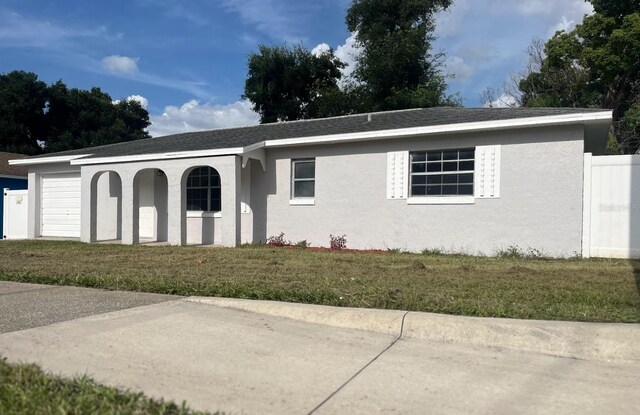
0;0;593;136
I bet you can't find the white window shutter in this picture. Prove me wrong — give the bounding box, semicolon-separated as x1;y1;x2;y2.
387;151;409;199
475;145;501;198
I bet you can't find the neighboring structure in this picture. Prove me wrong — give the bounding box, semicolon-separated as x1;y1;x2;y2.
9;107;614;256
1;152;28;238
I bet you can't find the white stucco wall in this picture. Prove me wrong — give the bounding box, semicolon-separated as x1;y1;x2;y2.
95;171;121;241
250;125;586;256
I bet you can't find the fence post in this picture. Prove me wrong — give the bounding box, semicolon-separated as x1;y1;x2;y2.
2;188;8;240
582;153;592;258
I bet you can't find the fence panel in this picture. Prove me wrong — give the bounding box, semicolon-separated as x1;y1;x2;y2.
585;155;640;258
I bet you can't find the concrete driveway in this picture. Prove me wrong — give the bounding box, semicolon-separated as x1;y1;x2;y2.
1;281;639;414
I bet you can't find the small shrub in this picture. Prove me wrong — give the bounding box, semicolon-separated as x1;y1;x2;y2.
496;245;523;258
329;234;347;250
295;240;310;248
526;247;546;259
266;232;289;247
422;247;444;256
496;245;548;259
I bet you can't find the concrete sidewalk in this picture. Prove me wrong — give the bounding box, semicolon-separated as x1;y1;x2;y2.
0;281;639;414
0;281;178;333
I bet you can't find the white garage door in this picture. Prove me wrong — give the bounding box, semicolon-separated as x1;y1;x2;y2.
41;173;81;238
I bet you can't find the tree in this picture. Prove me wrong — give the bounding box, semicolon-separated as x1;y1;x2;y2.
345;0;458;112
0;71;48;154
516;1;640;153
243;44;348;123
44;85;150;153
0;71;150;155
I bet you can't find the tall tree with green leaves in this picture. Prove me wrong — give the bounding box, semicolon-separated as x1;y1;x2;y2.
243;44;348;123
0;71;49;155
45;83;150;153
345;0;458;112
0;70;150;155
518;0;640;153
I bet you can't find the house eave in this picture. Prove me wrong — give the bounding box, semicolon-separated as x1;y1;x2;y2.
69;147;246;166
262;111;613;148
8;154;90;166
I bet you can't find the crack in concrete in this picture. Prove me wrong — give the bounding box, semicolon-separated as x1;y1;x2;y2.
307;311;410;415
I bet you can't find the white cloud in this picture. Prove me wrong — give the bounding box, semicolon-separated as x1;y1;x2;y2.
515;0;593;18
435;0;473;39
102;55;139;74
512;0;593;35
0;9;119;47
312;33;362;83
221;0;309;43
125;95;149;109
334;33;362;80
148;99;260;137
484;93;518;108
112;95;148;108
445;56;473;80
311;43;331;57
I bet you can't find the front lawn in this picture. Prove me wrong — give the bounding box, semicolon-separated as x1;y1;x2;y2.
0;357;214;415
0;240;638;322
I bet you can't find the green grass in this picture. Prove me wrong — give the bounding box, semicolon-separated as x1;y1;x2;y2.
0;357;214;415
0;240;639;323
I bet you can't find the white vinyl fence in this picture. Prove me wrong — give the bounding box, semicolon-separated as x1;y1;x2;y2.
3;188;29;240
583;154;640;258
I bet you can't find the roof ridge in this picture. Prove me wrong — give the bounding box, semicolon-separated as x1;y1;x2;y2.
194;107;427;134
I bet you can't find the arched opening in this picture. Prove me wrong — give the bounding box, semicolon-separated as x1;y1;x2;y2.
184;166;221;245
91;171;122;242
134;168;168;243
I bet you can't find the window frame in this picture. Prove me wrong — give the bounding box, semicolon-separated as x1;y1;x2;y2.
186;167;222;212
290;158;316;204
407;148;476;205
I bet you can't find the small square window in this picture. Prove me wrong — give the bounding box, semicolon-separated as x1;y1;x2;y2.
292;158;315;199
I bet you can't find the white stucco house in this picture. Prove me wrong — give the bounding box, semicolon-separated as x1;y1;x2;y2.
9;107;612;256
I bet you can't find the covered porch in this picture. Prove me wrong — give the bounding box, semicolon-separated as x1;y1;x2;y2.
79;155;247;246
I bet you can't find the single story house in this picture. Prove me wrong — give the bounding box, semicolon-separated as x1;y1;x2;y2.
9;107;612;256
1;152;28;238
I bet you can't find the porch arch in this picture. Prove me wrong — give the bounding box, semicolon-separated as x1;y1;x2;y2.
133;168;168;243
90;170;122;242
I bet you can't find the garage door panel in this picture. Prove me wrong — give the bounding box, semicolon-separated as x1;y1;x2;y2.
41;200;82;209
41;173;81;238
42;216;81;225
42;190;80;198
39;209;81;216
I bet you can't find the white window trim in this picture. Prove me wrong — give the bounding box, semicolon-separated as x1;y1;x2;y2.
187;211;222;218
407;196;475;205
186;167;221;212
291;158;316;202
289;198;315;206
408;148;476;200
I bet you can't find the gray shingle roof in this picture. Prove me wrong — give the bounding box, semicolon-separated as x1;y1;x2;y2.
29;107;607;160
0;152;28;176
